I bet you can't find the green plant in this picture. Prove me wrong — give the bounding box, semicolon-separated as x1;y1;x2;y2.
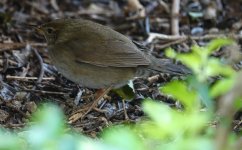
0;39;241;150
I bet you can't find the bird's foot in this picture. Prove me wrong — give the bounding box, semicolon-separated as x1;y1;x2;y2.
68;87;112;124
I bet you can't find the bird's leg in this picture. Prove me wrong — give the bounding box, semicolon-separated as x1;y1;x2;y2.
68;86;112;123
122;99;129;120
82;87;112;117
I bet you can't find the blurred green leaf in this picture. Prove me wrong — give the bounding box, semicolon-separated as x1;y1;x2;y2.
0;130;25;150
206;38;234;54
165;48;177;58
160;80;198;111
141;100;209;146
205;58;235;77
210;78;235;98
160;138;213;150
234;98;242;110
143;99;173;127
102;126;144;150
177;53;201;73
188;77;212;108
23;104;67;150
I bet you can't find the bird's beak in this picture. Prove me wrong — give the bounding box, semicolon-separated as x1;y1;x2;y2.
25;24;44;35
35;26;45;36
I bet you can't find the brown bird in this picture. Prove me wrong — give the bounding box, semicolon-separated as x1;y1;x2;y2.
36;18;190;122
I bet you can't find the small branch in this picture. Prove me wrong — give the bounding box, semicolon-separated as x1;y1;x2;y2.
0;42;46;52
171;0;180;35
50;0;59;11
158;0;170;13
122;99;129;120
6;75;55;81
23;89;67;95
126;0;146;20
32;48;44;83
145;32;242;45
155;38;187;49
25;48;45;100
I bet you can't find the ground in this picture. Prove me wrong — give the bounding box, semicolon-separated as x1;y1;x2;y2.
0;0;241;136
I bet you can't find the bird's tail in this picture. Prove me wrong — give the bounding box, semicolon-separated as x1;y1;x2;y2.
147;57;191;76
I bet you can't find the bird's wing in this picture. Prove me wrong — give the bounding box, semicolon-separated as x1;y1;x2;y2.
61;38;151;68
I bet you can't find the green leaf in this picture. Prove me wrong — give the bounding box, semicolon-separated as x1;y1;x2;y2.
160;80;198;111
102;126;144;150
234;98;242;110
24;104;66;149
0;130;25;150
142;100;209;141
177;53;201;73
143;100;173;126
165;48;177;58
205;58;235;78
189;77;213;108
206;38;234;54
210;78;235;98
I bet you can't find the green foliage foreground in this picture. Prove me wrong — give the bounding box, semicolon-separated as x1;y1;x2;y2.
0;39;241;150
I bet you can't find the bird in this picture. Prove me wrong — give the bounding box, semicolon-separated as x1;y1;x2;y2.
36;18;190;122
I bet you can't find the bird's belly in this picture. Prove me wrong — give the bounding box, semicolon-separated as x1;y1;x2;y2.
52;59;136;89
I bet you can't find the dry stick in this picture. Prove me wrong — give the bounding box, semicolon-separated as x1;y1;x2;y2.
155;38;187;49
23;89;67;95
25;48;45;99
25;1;49;14
0;42;46;52
126;0;146;20
68;86;113;124
6;75;55;81
50;0;60;11
158;0;170;13
5;123;26;128
215;71;242;150
145;33;242;44
122;99;129;120
171;0;180;35
33;48;44;83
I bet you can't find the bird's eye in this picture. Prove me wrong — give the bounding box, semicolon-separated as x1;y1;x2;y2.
46;27;55;34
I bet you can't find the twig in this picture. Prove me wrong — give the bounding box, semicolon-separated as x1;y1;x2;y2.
155;38;187;49
171;0;180;35
0;42;46;52
5;123;25;128
32;48;44;83
25;48;45;100
158;0;170;13
6;75;55;81
145;32;242;44
122;99;129;120
26;1;49;14
126;0;146;20
23;89;67;95
50;0;59;11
